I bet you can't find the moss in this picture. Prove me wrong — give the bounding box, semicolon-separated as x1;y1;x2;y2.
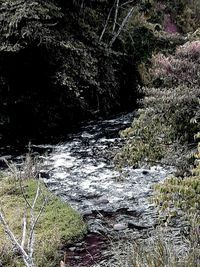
0;177;87;267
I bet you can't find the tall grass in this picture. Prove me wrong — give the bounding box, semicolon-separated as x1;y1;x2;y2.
105;226;200;267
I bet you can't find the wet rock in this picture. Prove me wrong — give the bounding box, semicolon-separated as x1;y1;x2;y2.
74;255;81;260
113;223;128;231
96;198;109;204
127;221;152;230
88;219;108;234
74;246;86;253
101;207;114;214
68;247;76;252
39;170;50;179
82;210;93;216
75;242;84;247
85;193;100;199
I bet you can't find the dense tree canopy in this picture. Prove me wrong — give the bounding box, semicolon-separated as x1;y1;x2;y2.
0;0;199;145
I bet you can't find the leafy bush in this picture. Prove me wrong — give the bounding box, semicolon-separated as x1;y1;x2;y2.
166;0;200;32
116;39;200;169
153;142;200;245
154;166;200;219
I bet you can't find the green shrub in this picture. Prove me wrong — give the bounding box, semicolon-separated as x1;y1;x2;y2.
153;142;200;235
116;39;200;169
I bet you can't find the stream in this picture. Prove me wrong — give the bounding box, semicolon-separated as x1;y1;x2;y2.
1;112;185;266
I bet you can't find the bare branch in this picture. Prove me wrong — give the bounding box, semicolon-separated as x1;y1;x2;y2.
21;210;27;249
99;2;115;42
120;0;135;7
28;197;48;258
112;0;119;33
109;6;134;47
3;159;19;180
0;211;33;267
19;176;32;209
28;180;40;258
31;179;40;211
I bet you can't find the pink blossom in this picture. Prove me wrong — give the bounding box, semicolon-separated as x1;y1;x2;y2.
163;14;178;34
177;41;200;58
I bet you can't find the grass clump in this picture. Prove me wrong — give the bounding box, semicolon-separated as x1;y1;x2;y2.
109;229;200;267
0;176;86;267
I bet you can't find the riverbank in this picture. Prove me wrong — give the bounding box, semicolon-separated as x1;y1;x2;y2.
0;174;86;267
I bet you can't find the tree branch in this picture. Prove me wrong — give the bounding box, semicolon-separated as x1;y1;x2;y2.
109;6;134;47
19;176;32;209
112;0;119;33
28;197;47;258
99;2;115;42
28;180;40;258
21;210;27;249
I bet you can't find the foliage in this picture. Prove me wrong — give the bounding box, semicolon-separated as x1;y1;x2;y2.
115;111;171;167
116;39;200;169
0;0;200;144
166;0;200;32
0;177;86;267
152;40;200;86
154;168;200;219
0;0;139;144
1;0;199;53
97;0;185;60
0;0;63;51
153;142;200;246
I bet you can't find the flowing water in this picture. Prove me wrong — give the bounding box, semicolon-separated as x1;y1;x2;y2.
31;112;179;266
1;112;183;266
33;112;173;218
